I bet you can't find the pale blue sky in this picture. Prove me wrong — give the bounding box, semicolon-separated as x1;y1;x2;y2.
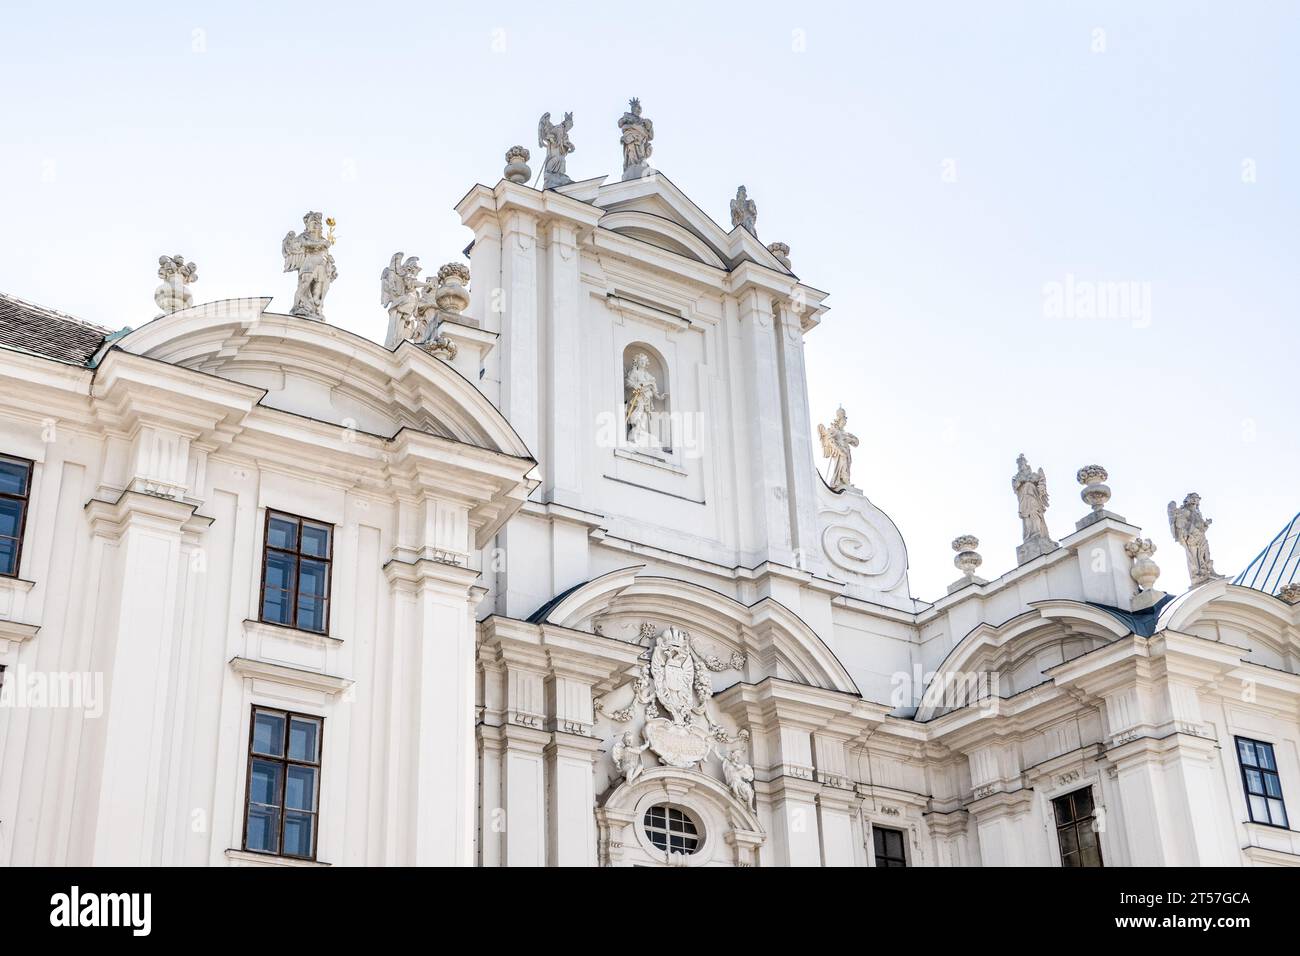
1;1;1295;599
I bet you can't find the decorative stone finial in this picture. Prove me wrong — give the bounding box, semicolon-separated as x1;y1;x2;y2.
949;535;985;592
282;211;337;321
1124;537;1167;610
504;145;531;184
154;254;197;314
730;186;758;236
537;111;575;189
1125;537;1160;589
1277;583;1300;605
434;262;471;315
618;97;654;181
1077;465;1110;511
817;407;859;492
1012;453;1058;565
1168;492;1221;587
1074;464;1122;529
767;241;791;270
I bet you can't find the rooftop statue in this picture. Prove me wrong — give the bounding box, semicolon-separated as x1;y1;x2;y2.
818;406;858;491
1012;453;1057;563
730;185;758;235
380;252;423;345
618;97;654;180
154;254;197;314
537;111;575;189
1168;492;1220;586
282;211;337;321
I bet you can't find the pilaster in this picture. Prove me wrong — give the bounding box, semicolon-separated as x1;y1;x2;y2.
83;490;199;864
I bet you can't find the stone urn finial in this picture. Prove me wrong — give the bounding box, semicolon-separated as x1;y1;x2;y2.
155;254;198;314
504;145;531;184
1124;537;1160;590
1074;464;1117;529
1278;583;1300;605
434;262;471;315
952;535;983;578
1124;536;1168;611
1077;465;1110;511
767;241;791;270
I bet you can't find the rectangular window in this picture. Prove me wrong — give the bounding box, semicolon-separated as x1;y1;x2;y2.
1237;737;1288;828
259;510;333;634
872;825;908;867
1053;787;1103;867
0;455;32;578
244;706;322;859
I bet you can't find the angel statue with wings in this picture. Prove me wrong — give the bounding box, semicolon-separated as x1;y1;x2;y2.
818;406;859;491
1012;454;1052;543
380;253;423;347
1168;492;1219;586
282;211;337;320
538;111;575;189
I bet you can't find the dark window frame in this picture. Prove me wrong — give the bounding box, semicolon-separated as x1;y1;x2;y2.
872;824;908;867
257;509;333;635
1052;786;1104;867
643;804;701;855
1236;736;1289;829
242;705;323;861
0;454;33;579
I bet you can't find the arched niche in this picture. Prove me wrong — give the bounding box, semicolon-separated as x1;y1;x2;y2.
621;343;672;454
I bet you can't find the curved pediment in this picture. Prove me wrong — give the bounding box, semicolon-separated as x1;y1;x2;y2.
114;298;533;459
535;569;858;695
917;601;1132;720
1158;581;1300;671
599;211;727;269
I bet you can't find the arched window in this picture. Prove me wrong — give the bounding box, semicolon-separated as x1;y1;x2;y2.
622;344;671;454
643;804;701;855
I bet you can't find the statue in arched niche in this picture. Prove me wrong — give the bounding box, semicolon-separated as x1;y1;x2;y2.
625;352;667;448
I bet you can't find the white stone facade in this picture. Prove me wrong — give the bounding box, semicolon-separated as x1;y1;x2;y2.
1;162;1297;868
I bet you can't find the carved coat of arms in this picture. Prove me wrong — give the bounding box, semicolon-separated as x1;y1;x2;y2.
597;623;754;794
650;626;697;724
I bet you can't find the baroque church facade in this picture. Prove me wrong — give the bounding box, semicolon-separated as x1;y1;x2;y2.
1;104;1298;868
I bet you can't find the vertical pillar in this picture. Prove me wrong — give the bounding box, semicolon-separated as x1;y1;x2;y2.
970;791;1035;866
545;735;601;866
84;492;196;864
502;724;549;866
735;288;794;564
545;220;583;507
816;791;856;866
411;560;481;865
773;303;822;569
500;209;540;456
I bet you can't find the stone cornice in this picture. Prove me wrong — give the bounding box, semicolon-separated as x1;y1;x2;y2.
478;615;643;689
456;180;605;235
228;656;353;696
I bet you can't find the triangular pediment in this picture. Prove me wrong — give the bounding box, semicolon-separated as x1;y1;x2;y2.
592;173;792;275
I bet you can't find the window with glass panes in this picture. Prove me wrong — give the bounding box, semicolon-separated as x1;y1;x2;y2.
244;707;322;859
1236;737;1288;828
872;825;908;867
1052;787;1103;867
0;455;32;578
643;805;700;855
259;511;332;633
